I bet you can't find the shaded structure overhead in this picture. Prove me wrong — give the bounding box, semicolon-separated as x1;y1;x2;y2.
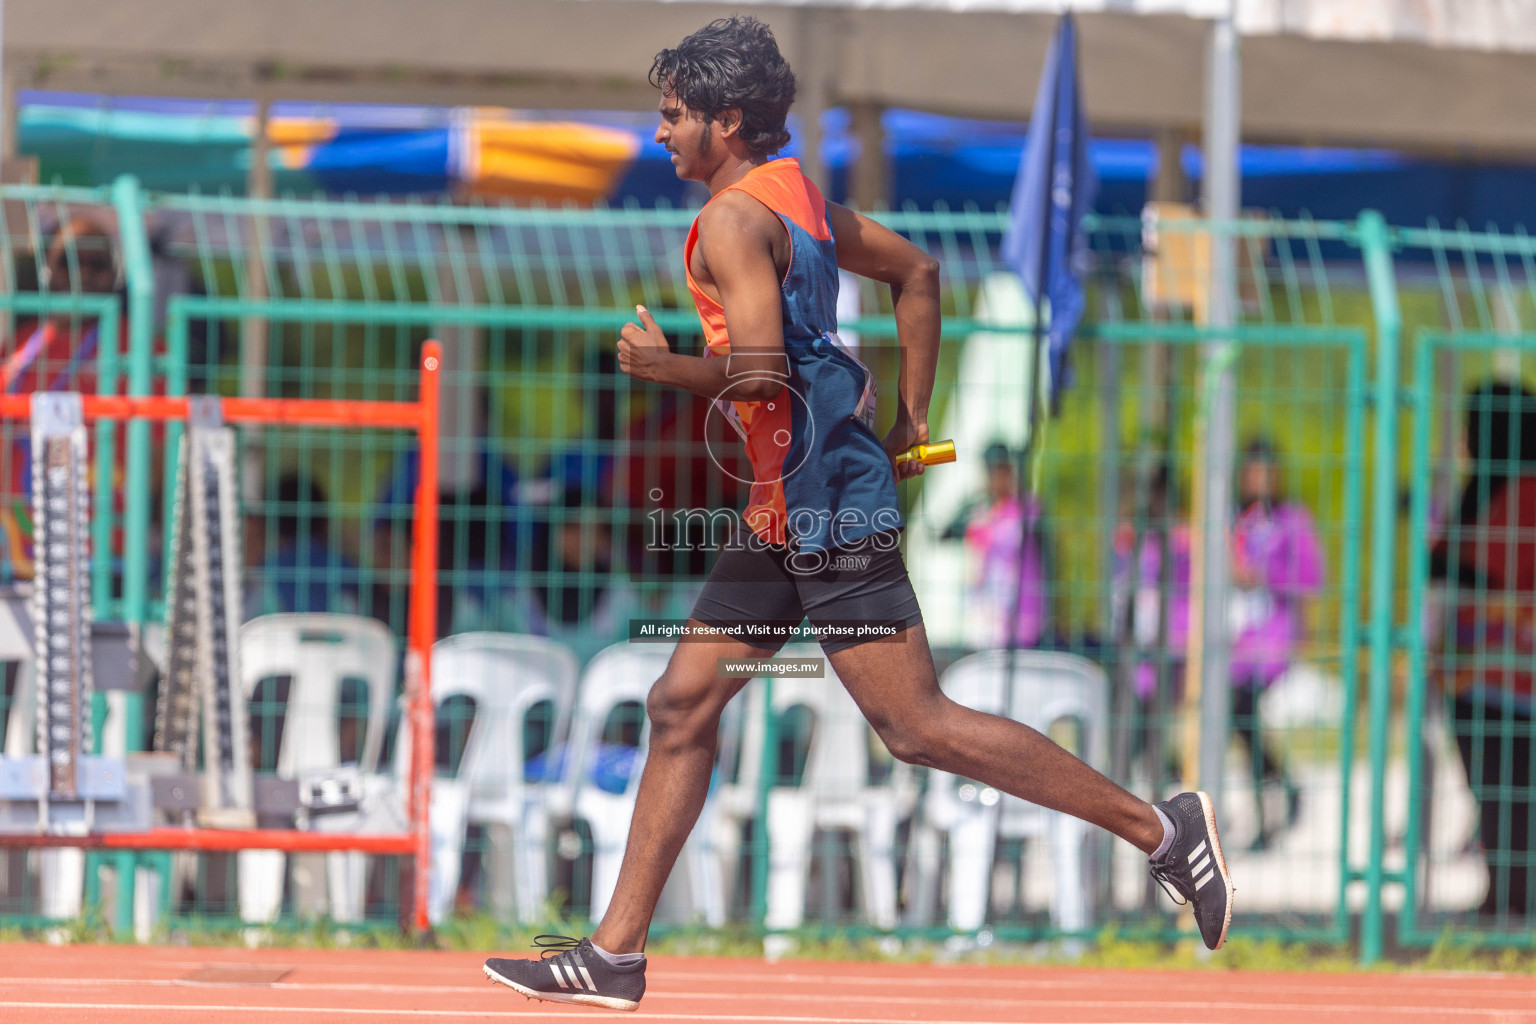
9;0;1536;156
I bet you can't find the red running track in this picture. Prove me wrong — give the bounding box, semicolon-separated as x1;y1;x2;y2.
2;942;1534;1024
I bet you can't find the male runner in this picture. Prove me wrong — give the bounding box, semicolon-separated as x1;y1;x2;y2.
485;17;1233;1011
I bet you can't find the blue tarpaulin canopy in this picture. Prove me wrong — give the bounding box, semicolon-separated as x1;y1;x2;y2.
17;91;1536;228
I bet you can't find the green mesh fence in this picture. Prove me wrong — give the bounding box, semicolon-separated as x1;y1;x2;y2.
0;176;1523;957
887;212;1370;944
137;192;1377;944
1399;221;1536;949
0;183;142;926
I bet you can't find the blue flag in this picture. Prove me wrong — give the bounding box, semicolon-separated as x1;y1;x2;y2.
1000;13;1098;406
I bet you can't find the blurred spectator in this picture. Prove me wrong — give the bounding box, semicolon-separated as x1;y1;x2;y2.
1112;447;1324;848
1229;438;1324;849
0;217;129;580
254;473;360;616
615;388;750;581
431;477;522;634
506;482;638;665
368;385;520;636
7;217;123;393
540;345;622;509
1111;461;1191;786
1428;380;1536;920
945;441;1050;649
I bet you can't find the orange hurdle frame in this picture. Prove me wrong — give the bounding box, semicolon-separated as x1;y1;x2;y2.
0;341;441;934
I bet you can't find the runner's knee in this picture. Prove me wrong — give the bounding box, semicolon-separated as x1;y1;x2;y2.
869;700;955;768
645;671;720;747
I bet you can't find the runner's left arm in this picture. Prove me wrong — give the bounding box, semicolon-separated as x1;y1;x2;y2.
825;202;940;480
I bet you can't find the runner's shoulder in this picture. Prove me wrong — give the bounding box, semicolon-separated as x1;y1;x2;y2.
697;190;781;243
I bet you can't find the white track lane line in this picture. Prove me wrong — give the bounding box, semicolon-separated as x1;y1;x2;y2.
77;956;1528;1001
0;1005;1174;1023
1;977;1535;1017
4;970;1534;1003
0;999;1532;1022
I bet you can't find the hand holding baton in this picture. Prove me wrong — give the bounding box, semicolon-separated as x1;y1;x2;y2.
894;440;957;467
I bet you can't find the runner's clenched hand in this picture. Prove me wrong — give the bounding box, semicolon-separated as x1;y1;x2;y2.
618;305;672;382
884;413;929;481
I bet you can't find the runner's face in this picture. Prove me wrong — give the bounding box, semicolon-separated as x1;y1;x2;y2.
655;91;716;182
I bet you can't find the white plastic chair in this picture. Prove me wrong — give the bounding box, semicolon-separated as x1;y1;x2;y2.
729;645;909;932
910;649;1108;934
236;613;396;924
555;641;727;927
390;632;578;924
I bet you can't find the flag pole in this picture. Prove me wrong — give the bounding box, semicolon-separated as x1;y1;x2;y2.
1184;2;1241;807
1005;16;1066;685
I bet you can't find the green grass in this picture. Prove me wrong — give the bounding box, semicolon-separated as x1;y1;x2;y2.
6;912;1534;976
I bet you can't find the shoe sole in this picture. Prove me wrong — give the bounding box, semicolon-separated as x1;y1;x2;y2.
484;963;639;1012
1196;790;1236;950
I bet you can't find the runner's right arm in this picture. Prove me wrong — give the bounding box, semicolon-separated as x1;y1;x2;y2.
617;194;788;403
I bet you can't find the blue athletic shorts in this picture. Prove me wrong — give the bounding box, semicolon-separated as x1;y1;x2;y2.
688;523;923;654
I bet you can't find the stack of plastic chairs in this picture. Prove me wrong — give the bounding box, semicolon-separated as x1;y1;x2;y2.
552;641;727;927
906;649;1108;934
237;613;396;924
727;645;912;933
397;632;578;924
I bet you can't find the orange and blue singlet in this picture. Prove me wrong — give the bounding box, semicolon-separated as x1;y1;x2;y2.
684;158;899;554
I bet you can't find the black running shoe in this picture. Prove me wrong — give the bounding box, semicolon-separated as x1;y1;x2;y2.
1149;791;1236;950
484;935;646;1012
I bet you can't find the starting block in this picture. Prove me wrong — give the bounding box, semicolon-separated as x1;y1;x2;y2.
153;396;254;827
0;395;150;835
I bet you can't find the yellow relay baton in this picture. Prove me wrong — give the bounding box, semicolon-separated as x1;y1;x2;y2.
894;440;957;467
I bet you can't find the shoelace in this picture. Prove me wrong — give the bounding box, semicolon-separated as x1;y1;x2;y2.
532;934;584;960
1149;861;1190;907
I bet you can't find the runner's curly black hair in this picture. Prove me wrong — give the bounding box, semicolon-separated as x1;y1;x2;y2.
649;16;796;159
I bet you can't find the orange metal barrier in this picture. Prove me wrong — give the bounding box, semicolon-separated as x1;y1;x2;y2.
0;341;441;934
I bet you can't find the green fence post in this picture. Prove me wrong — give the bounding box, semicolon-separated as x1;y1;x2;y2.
111;174;155;629
86;299;121;926
110;174;156;940
1399;332;1437;948
1358;209;1402;965
1334;328;1369;943
750;678;776;936
90;303;122;617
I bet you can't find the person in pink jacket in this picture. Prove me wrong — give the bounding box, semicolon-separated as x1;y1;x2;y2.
1112;462;1193;796
1115;443;1324;849
1229;438;1324;848
958;442;1050;648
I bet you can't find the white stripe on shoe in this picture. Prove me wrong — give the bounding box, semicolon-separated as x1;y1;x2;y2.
1193;864;1215;891
549;964;570;990
577;965;597;992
